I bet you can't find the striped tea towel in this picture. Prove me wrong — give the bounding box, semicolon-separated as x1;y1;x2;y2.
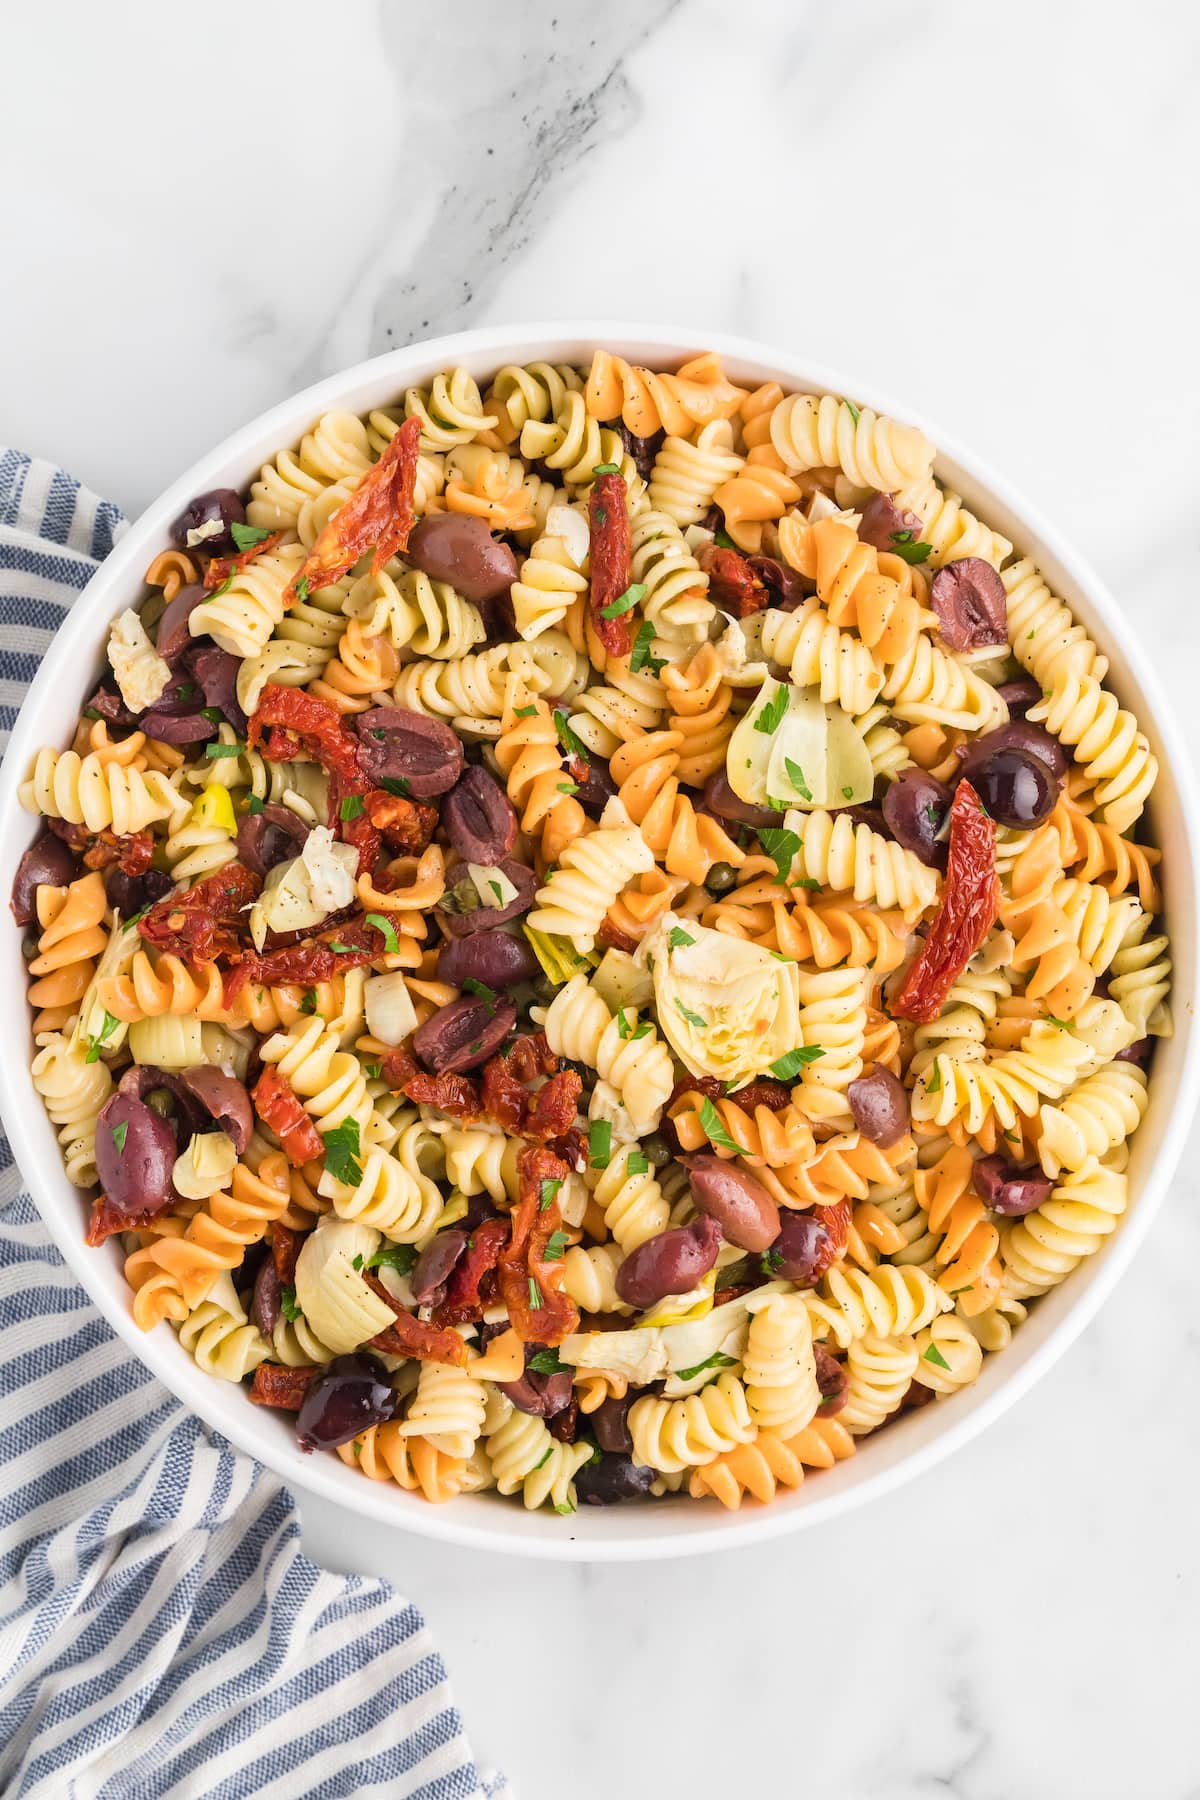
0;450;512;1800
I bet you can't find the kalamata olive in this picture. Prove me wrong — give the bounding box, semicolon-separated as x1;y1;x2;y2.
813;1343;849;1414
997;677;1044;718
352;707;463;798
436;858;537;937
116;1064;203;1130
83;682;135;727
547;1392;579;1441
183;644;248;734
138;706;219;744
930;557;1008;650
575;1452;657;1505
11;833;81;925
412;995;517;1073
104;866;173;919
615;1215;722;1310
704;862;738;896
437;930;538;989
169;487;245;556
179;1066;253;1153
882;768;954;868
296;1353;394;1452
94;1093;179;1218
405;514;519;604
745;553;808;609
499;1365;575;1419
562;745;618;820
1115;1037;1154;1070
702;771;780;830
253;1256;282;1335
857;492;927;555
683;1155;781;1252
236;804;311;878
410;1229;469;1305
156;583;209;661
971;1154;1053;1216
957;721;1068;782
847;1067;910;1147
442;767;517;864
613;422;664;483
591;1392;635;1455
971;747;1058;829
771;1209;836;1286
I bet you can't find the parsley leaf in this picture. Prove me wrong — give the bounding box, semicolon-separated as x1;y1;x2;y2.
625;1151;649;1176
230;521;271;552
200;706;224;724
539;1177;562;1212
768;1046;825;1080
760;1247;784;1275
713;528;736;549
674;1350;738;1382
487;880;503;903
923;1342;952;1371
367;1243;417;1276
380;776;412;798
295;577;310;603
462;977;498;1015
757;825;801;886
784;756;812;802
926;1063;943;1094
843;397;860;424
364;1061;382;1080
675;998;707;1031
204;742;243;759
528;1349;569;1375
553;711;589;762
365;912;400;954
888;531;933;566
592;461;620;476
85;1010;121;1064
543;1230;570;1262
527;1276;544;1310
1043;1015;1072;1030
698;1097;743;1154
323;1117;363;1187
514;703;537;718
246;793;264;815
668;927;695;951
280;1285;301;1322
842;786;854;800
629;619;665;675
111;1120;128;1154
339;794;365;821
599;581;647;620
556;780;578;795
753;686;789;736
588;1119;612;1169
300;988;320;1015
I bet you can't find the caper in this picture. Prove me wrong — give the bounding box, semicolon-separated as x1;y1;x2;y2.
640;1132;672;1167
531;973;558;1005
21;933;40;962
146;1088;176;1119
704;861;738;895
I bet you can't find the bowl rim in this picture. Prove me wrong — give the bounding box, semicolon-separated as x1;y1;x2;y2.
2;319;1197;1561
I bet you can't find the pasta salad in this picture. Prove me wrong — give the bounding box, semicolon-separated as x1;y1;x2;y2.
13;350;1170;1514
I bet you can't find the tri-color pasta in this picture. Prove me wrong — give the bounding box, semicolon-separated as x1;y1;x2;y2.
14;351;1169;1515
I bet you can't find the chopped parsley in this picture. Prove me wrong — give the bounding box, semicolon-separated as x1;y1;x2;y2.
842;786;854;800
280;1285;301;1322
588;1119;612;1169
364;1061;382;1080
756;825;801;886
843;397;861;424
556;780;578;795
754;686;789;736
514;704;537;718
760;1248;784;1275
1043;1015;1071;1030
625;1151;649;1176
380;776;412;798
367;1243;417;1276
487;880;504;904
365;913;400;955
110;1120;128;1154
926;1063;943;1094
323;1117;363;1187
923;1342;952;1371
629;619;665;676
713;528;736;549
887;529;933;566
768;1045;825;1081
246;794;264;814
299;989;320;1015
200;706;224;724
539;1177;562;1212
543;1230;570;1262
204;742;243;759
599;581;647;620
674;1351;738;1382
295;577;310;602
528;1349;569;1375
615;1008;650;1042
85;1010;121;1064
699;1097;743;1154
794;876;821;890
675;998;707;1031
592;461;620;476
527;1276;544;1310
784;757;812;802
463;977;498;1015
230;521;271;552
668;927;695;951
553;711;589;762
339;794;365;821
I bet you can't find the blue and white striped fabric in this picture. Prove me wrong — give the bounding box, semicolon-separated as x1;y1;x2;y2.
0;451;512;1800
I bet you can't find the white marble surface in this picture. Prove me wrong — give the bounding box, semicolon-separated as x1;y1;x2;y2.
5;1;1200;1794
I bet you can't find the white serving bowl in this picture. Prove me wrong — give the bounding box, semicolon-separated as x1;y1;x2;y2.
2;325;1196;1561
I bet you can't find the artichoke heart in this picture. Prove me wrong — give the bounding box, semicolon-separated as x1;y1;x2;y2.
726;678;873;811
644;914;802;1084
294;1218;396;1354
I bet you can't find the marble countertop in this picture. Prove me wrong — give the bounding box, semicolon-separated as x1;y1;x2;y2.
6;2;1200;1794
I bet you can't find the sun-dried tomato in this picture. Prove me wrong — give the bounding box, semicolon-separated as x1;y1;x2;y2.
889;779;998;1025
480;1055;525;1134
235;910;407;994
364;789;438;854
271;1222;302;1286
51;820;155;877
377;1043;418;1090
499;1146;579;1345
252;1066;323;1167
84;1196;164;1246
547;1125;587;1172
361;1274;471;1365
249;685;362;782
285;416;421;604
499;1031;558;1085
808;1198;851;1282
587;470;634;658
139;860;260;964
697;542;768;616
521;1070;583;1144
249;1363;319;1411
596;917;638;954
203;530;284;591
432;1217;510;1327
726;1078;793;1113
405;1068;483;1119
326;767;381;874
